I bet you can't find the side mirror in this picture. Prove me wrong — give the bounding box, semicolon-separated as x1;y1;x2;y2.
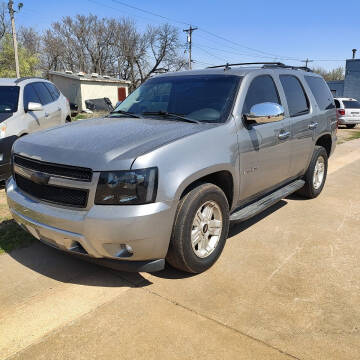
26;102;43;112
244;102;284;125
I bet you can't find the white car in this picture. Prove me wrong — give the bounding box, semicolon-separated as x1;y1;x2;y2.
334;97;360;128
0;77;71;181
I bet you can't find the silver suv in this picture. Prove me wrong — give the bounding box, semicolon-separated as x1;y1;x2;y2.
0;77;71;181
6;63;337;273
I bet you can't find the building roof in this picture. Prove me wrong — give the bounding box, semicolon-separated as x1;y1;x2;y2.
48;71;131;84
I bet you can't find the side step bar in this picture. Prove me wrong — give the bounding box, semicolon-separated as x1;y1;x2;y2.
230;179;305;222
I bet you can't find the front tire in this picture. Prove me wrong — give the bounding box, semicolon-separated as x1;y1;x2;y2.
166;183;230;273
297;146;328;199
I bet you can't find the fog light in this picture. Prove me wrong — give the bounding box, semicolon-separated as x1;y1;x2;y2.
122;244;133;255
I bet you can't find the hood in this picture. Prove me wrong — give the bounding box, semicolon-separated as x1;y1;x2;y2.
0;113;13;123
14;117;214;170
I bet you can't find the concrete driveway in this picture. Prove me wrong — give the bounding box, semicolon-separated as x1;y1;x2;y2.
1;139;360;360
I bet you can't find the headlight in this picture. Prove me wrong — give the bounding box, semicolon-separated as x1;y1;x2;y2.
0;125;6;138
95;168;158;205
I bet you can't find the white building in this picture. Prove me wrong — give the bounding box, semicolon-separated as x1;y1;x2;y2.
48;71;131;111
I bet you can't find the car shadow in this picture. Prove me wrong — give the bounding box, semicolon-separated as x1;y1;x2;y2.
7;239;152;288
5;199;291;285
229;199;287;237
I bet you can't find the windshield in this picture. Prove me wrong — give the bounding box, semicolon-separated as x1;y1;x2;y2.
343;100;360;109
0;86;20;113
111;75;240;123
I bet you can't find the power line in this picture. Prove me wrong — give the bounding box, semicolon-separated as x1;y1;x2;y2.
111;0;190;26
302;58;314;67
107;0;300;61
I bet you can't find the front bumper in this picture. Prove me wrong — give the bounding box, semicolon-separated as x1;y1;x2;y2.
6;177;177;272
0;135;18;181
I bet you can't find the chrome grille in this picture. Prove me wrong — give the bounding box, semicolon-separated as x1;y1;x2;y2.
13;154;92;208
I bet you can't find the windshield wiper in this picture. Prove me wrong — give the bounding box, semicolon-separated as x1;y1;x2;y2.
109;110;141;118
142;111;200;124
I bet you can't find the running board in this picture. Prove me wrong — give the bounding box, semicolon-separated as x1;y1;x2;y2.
230;180;305;222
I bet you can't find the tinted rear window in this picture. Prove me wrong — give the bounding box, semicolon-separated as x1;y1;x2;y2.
32;82;54;105
279;75;309;117
305;76;334;110
44;82;60;100
343;100;360;109
0;86;20;113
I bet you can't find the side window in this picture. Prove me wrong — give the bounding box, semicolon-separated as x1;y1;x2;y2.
243;75;280;115
32;82;54;105
305;76;334;110
44;82;60;101
23;84;41;110
280;75;309;117
334;99;340;108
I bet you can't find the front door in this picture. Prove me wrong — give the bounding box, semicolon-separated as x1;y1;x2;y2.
23;83;45;133
238;74;291;201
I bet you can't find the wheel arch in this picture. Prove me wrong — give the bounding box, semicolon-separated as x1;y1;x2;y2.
177;168;235;209
315;133;332;158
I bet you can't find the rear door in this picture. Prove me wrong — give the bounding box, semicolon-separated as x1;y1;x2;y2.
44;82;63;125
23;83;45;133
31;82;59;129
279;74;313;177
238;74;291;200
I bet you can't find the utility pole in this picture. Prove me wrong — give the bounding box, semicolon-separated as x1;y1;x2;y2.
7;0;22;78
302;58;313;68
183;25;198;70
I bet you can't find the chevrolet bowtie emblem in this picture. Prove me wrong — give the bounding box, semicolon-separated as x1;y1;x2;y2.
30;171;50;185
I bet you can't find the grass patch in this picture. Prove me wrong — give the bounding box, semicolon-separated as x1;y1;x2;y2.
72;111;108;121
348;130;360;141
0;218;34;254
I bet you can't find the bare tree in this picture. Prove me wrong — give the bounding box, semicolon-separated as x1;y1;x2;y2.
18;26;41;54
40;14;186;90
0;2;9;41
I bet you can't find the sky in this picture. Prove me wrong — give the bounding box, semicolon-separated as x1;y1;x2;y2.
12;0;360;71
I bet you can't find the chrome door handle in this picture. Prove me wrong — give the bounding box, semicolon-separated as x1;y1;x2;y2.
278;131;290;140
308;122;318;130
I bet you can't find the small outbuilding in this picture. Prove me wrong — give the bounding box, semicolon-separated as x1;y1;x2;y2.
48;71;131;111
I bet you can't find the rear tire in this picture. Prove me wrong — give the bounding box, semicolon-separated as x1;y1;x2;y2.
346;124;356;129
297;146;328;199
166;183;230;273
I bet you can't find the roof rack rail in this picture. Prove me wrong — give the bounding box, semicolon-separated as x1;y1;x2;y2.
207;62;313;72
15;76;44;84
207;62;286;69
